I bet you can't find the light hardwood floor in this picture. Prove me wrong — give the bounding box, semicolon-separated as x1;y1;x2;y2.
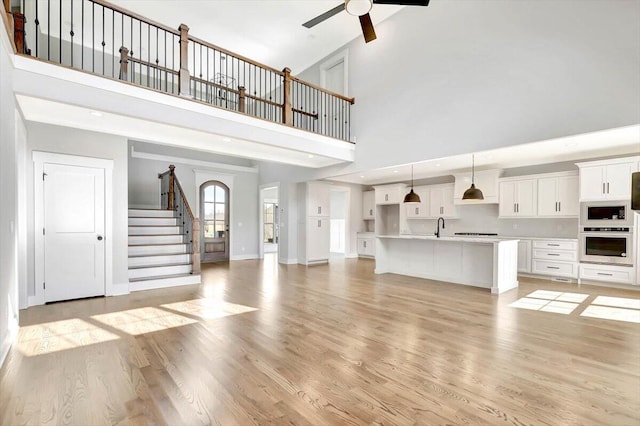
1;255;639;425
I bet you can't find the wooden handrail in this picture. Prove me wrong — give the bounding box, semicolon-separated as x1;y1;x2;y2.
89;0;180;36
160;165;200;274
129;55;179;75
290;75;356;104
187;34;285;77
0;0;17;54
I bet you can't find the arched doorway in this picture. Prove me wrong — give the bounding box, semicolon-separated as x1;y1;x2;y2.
200;181;230;262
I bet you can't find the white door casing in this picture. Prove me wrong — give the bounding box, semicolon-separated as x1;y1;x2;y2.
33;152;113;306
44;163;105;302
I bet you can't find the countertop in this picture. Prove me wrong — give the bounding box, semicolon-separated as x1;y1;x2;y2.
378;234;519;244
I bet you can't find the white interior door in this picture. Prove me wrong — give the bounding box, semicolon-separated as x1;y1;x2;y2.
44;163;105;302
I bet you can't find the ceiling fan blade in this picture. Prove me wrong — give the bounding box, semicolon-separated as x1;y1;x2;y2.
302;3;346;28
372;0;430;5
359;13;377;43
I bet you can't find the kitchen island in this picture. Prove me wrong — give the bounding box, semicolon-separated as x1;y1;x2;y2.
375;235;519;294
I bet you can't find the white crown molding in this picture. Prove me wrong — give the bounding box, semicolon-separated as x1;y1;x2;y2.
130;146;259;174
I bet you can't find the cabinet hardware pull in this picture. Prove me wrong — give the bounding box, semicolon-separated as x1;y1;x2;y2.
558;201;561;211
370;209;373;216
318;206;321;215
597;272;613;276
415;207;419;215
547;266;560;269
607;182;610;194
385;194;389;201
603;182;605;194
318;220;321;228
513;203;516;213
364;241;367;248
547;253;560;256
547;244;560;246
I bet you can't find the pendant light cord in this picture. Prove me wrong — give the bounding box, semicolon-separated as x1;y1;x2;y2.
472;155;475;184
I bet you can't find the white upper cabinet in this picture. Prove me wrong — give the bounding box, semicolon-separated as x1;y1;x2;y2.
375;184;406;205
429;184;458;218
537;173;579;217
499;179;537;217
306;182;330;217
576;157;638;201
453;170;502;204
362;190;375;219
405;188;430;219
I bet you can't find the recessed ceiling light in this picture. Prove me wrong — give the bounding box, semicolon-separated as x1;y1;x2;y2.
222;137;231;142
360;175;365;178
435;163;441;167
90;111;102;117
308;154;314;158
393;170;399;173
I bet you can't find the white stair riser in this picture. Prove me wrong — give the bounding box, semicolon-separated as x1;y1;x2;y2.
128;217;178;226
128;244;189;256
129;235;184;245
129;264;192;279
129;226;181;235
130;274;201;292
129;254;191;268
128;209;175;218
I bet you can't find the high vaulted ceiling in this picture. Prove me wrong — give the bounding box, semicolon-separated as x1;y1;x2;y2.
108;1;405;75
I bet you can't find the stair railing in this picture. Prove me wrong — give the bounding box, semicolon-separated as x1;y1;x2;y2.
159;165;200;274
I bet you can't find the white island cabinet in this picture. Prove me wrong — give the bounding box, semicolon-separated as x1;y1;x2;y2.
375;235;519;294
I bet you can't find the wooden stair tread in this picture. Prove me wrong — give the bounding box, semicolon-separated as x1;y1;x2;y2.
128;273;195;282
129;252;190;258
128;243;188;247
128;262;191;270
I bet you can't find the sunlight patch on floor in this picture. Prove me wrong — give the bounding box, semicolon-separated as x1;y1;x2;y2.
161;299;258;320
16;318;120;356
581;305;640;323
592;296;640;310
92;306;197;335
526;290;589;303
509;297;579;315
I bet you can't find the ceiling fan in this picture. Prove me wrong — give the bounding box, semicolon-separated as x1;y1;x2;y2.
302;0;430;43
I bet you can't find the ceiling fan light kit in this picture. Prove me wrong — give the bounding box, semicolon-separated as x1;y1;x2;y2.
345;0;373;16
302;0;430;44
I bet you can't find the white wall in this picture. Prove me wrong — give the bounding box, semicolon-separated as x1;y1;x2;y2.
128;141;260;259
299;0;640;171
25;123;129;300
0;14;19;367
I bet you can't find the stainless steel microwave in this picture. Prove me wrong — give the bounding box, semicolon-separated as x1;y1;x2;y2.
580;201;633;228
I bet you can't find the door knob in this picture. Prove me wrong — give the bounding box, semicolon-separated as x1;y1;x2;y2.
97;235;103;241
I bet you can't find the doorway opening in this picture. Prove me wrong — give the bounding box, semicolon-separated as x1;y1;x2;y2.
260;186;279;258
200;181;230;263
330;188;349;259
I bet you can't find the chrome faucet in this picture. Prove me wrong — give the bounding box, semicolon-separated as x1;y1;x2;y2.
435;217;445;238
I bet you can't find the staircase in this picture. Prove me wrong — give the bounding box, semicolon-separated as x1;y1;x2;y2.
128;208;201;291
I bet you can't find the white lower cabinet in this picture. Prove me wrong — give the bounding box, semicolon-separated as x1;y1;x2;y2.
299;217;330;265
579;263;635;284
357;237;375;258
532;259;578;278
520;239;578;279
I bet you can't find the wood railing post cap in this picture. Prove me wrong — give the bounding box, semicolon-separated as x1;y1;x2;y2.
283;67;291;74
169;164;176;171
179;23;189;32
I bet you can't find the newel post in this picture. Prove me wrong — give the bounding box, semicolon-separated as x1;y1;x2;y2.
167;165;175;210
238;86;246;113
191;219;201;274
11;12;25;54
178;24;191;97
282;67;293;126
118;46;129;81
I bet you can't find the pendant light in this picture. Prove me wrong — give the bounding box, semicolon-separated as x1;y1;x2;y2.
462;154;484;200
404;165;421;203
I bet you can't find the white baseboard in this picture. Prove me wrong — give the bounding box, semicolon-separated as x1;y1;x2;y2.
108;282;130;296
129;204;160;210
279;258;298;265
28;294;44;307
0;319;18;369
230;254;259;261
345;252;358;259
